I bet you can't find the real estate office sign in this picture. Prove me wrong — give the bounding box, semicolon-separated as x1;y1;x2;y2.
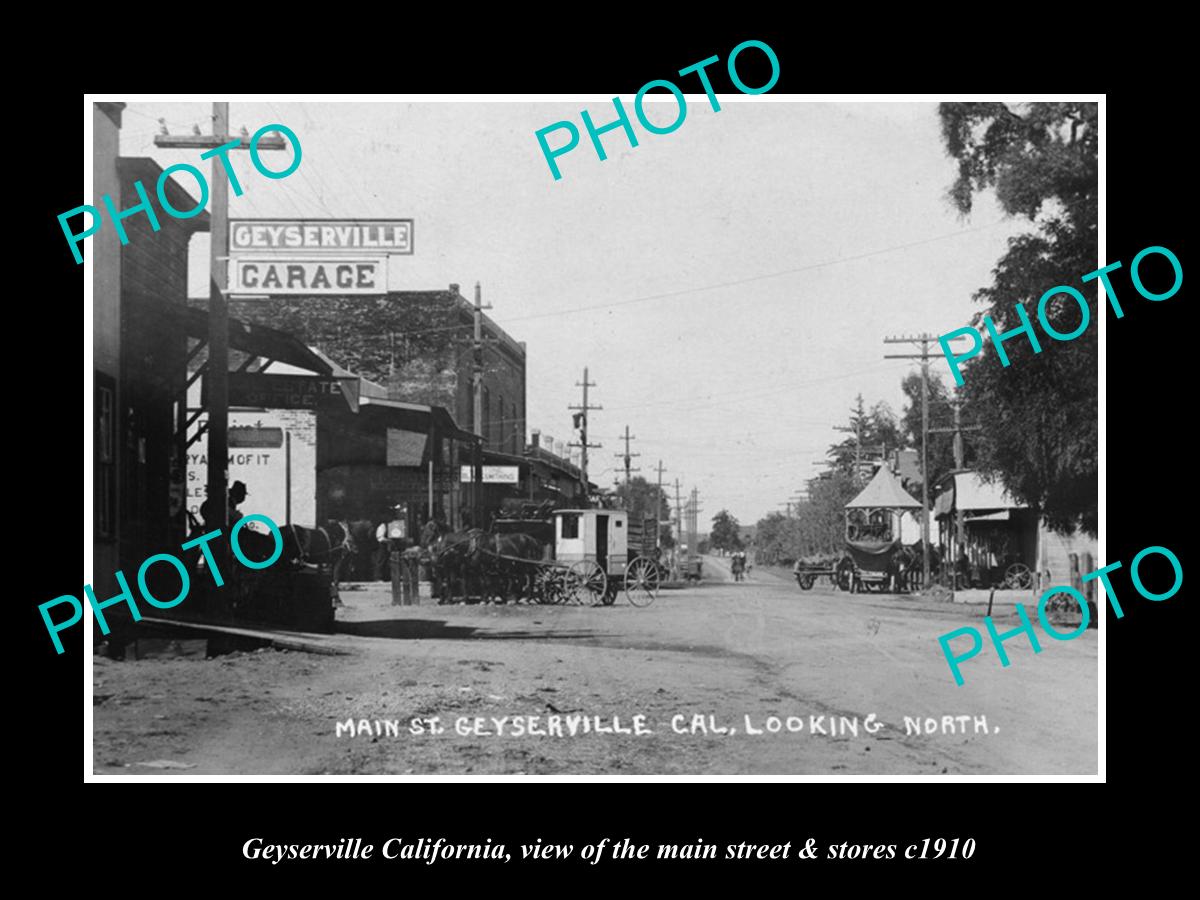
228;219;412;296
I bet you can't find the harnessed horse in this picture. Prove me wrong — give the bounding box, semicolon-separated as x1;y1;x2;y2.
284;521;355;603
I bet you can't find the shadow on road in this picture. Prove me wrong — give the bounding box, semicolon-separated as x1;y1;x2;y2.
337;618;615;643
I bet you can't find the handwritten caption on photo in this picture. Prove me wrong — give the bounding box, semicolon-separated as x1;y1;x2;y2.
41;514;284;654
341;712;996;739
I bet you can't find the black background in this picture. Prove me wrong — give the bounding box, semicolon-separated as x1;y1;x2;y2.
24;23;1188;886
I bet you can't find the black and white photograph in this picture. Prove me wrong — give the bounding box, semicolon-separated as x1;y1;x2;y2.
80;93;1102;778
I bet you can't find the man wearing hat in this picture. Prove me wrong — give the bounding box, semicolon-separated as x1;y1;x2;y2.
201;480;248;531
374;502;409;580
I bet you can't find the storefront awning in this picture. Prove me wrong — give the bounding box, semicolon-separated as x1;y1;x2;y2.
358;396;477;443
937;471;1025;514
965;510;1011;522
183;306;334;374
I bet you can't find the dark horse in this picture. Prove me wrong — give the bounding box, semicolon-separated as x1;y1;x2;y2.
427;528;480;603
896;541;943;592
469;531;546;602
427;527;546;603
282;521;354;603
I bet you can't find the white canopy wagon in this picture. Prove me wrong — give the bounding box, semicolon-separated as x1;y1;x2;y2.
550;508;661;606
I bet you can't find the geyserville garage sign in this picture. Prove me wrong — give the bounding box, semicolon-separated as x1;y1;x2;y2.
231;258;386;295
230;219;413;254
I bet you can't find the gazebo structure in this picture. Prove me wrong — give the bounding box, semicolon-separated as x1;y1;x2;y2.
841;465;924;592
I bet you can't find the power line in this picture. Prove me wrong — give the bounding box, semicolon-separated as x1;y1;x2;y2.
497;220;1008;325
604;362;909;412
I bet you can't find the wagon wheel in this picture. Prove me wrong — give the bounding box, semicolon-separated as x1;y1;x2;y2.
797;574;815;591
568;560;607;605
1004;563;1033;590
534;567;564;605
835;557;855;593
624;557;660;607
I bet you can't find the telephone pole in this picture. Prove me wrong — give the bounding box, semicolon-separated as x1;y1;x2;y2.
568;367;602;501
654;460;667;550
674;478;683;554
688;487;702;556
615;425;641;486
155;105;285;587
929;391;983;567
834;397;866;486
471;282;492;526
884;333;938;588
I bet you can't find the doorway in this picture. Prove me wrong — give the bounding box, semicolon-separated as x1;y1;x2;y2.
596;515;609;572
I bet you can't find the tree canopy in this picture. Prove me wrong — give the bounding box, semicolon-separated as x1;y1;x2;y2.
708;510;743;553
938;102;1098;535
826;394;903;485
612;475;676;548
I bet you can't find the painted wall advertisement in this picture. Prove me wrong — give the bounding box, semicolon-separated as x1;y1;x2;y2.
187;409;317;527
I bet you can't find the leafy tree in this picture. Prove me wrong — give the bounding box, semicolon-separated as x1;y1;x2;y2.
827;395;904;485
898;371;962;493
709;510;743;553
613;476;670;523
754;469;858;564
938;102;1098;535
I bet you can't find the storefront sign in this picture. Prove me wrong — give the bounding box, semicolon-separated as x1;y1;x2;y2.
230;219;413;254
221;373;354;409
231;258;385;295
460;466;520;484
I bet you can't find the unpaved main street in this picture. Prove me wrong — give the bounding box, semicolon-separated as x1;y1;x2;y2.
93;558;1097;775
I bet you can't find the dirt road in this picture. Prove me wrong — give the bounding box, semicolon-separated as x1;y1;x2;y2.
93;558;1097;775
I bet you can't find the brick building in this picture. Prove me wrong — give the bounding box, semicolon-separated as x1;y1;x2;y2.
93;102;209;601
226;285;526;454
224;284;530;529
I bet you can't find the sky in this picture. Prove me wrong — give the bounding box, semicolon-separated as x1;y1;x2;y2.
117;98;1027;526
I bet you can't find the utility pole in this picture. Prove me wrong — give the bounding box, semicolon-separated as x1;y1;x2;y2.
688;488;702;558
471;282;492;527
834;397;866;486
884;333;937;588
568;367;602;502
615;425;641;486
155;105;285;597
654;460;667;550
930;391;983;572
674;478;683;555
929;393;981;471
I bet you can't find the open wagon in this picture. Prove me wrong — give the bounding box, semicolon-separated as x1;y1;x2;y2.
792;556;848;591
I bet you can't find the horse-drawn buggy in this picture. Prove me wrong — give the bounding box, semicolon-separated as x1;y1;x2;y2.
429;505;663;606
792;466;923;595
